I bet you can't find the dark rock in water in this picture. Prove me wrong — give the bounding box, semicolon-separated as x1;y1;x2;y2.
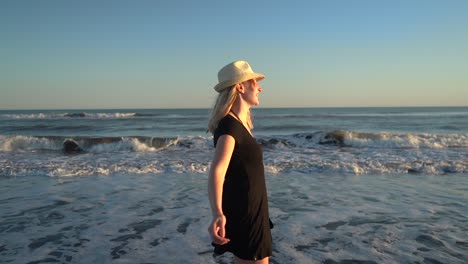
319;130;346;146
63;139;83;153
65;112;86;118
408;168;420;174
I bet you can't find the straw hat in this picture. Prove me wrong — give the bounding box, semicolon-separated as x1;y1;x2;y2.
214;60;265;92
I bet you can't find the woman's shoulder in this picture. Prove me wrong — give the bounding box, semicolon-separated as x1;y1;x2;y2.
218;114;235;127
216;115;236;133
214;115;243;140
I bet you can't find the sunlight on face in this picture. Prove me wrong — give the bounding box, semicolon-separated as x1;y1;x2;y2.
241;79;263;106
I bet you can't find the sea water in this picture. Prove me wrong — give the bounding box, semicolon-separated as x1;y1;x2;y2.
0;107;467;263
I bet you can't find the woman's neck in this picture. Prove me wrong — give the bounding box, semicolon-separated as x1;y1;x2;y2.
229;103;253;136
229;104;249;124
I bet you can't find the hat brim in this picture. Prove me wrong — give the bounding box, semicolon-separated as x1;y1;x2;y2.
214;73;265;92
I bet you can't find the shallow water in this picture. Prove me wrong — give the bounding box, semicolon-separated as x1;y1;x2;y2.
1;172;466;263
1;107;467;263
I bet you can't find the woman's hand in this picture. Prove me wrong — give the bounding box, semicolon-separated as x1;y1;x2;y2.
208;214;230;245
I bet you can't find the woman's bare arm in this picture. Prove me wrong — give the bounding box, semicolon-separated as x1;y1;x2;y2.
208;134;235;244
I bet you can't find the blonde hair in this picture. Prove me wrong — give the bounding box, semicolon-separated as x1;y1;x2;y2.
207;82;254;134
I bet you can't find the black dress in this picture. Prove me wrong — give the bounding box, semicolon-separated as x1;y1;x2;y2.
212;115;272;261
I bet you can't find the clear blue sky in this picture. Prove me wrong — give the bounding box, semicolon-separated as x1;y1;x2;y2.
1;0;467;109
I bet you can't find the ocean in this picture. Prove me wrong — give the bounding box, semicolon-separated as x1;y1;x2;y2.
0;107;467;263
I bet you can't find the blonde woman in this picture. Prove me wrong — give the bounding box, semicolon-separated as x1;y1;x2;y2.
208;61;272;263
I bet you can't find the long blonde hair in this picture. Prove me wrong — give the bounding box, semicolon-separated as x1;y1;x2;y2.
207;83;254;134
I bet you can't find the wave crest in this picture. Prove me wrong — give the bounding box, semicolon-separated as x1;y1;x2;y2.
1;112;143;119
258;131;468;150
1;131;467;154
0;135;181;153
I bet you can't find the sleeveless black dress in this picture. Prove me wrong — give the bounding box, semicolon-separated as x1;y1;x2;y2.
212;115;272;261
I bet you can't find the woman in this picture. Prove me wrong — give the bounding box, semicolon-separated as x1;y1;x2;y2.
207;60;272;263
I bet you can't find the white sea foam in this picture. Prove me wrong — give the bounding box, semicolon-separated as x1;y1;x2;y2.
87;138;158;153
1;113;53;119
1;112;140;119
260;131;468;150
0;135;62;152
3;132;465;154
1;171;466;263
343;132;468;149
0;135;182;153
93;112;137;118
1;132;467;176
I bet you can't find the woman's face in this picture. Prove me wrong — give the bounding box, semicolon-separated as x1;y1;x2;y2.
240;79;263;106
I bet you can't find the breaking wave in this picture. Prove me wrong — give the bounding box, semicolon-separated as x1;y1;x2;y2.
1;112;147;119
1;131;467;153
1;131;466;177
0;135;181;153
258;130;468;150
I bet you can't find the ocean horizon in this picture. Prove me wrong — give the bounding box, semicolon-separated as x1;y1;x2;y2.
0;106;467;263
1;105;467;111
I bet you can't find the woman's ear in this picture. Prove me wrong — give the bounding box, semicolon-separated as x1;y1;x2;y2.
236;83;245;94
